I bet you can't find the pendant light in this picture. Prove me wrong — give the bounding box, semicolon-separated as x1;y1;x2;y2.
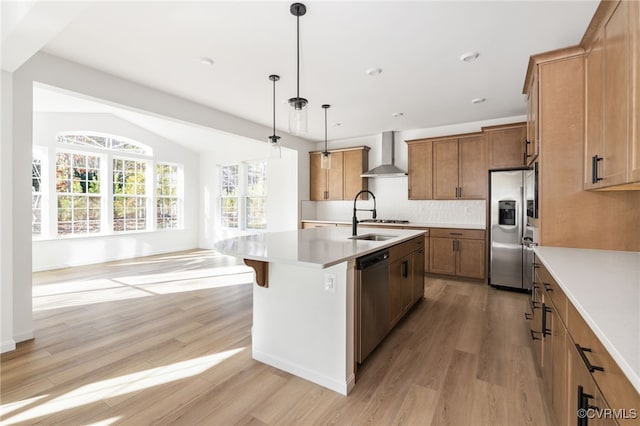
268;74;282;158
321;104;331;169
288;2;308;136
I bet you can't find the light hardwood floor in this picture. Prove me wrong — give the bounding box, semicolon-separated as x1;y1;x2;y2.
1;250;552;425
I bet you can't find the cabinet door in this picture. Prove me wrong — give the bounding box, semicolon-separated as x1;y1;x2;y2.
541;300;554;403
400;256;413;314
408;141;433;200
585;30;604;189
343;149;367;200
327;151;344;200
531;286;544;368
527;73;539;165
388;259;404;329
551;315;568;426
412;249;425;304
488;125;527;169
309;153;327;200
458;135;487;199
601;0;630;187
429;237;456;275
455;238;485;279
630;0;640;183
433;139;459;199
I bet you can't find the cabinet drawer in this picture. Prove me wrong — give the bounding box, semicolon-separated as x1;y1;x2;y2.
567;303;640;424
389;236;424;262
430;228;485;240
535;264;567;327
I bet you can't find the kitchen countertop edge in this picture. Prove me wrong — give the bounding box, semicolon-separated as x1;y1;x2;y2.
533;246;640;394
215;228;427;269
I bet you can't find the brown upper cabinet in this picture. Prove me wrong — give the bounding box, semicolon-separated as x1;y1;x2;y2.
407;140;433;200
484;122;527;169
406;132;490;200
309;146;369;201
526;73;540;166
583;0;640;190
433;134;487;200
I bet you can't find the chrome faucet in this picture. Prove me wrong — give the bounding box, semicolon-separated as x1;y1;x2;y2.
352;190;377;236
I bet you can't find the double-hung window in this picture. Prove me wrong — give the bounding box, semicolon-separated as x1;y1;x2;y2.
32;155;43;235
113;158;148;232
220;161;267;230
55;152;102;235
220;165;239;228
245;162;267;229
156;163;180;229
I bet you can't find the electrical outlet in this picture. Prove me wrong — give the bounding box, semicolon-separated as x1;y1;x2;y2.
324;273;336;293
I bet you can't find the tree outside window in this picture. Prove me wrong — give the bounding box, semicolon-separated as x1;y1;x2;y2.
56;152;102;235
221;165;239;228
113;158;147;232
156;163;180;229
246;162;267;229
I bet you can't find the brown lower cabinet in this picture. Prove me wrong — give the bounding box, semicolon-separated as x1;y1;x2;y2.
429;228;485;279
527;257;639;426
388;236;425;329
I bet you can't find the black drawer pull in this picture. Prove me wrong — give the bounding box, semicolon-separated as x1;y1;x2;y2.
530;329;541;340
524;312;532;320
542;303;551;337
533;262;541;269
449;232;463;236
575;344;604;373
530;300;539;311
543;282;553;292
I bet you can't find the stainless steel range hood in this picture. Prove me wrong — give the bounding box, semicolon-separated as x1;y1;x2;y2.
361;131;407;178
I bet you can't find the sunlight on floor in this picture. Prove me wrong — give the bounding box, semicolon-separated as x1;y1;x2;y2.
33;267;254;312
1;348;246;425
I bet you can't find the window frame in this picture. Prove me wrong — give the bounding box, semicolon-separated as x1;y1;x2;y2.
219;161;267;231
112;156;151;233
156;162;182;230
32;131;185;240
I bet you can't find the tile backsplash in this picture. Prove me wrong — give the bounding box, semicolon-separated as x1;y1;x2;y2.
301;178;486;226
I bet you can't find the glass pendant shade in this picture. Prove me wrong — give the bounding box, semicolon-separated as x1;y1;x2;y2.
321;152;331;169
288;98;308;135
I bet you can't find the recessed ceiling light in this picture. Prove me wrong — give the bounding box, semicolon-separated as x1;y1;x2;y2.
471;98;486;104
460;51;480;62
200;57;215;66
366;67;382;76
391;112;404;117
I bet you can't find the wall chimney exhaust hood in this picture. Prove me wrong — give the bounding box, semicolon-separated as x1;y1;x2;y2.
361;131;407;178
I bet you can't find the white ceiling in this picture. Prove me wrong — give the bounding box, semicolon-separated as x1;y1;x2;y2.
23;1;599;142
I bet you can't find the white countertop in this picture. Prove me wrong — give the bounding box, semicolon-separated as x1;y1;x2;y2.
301;219;485;230
214;227;426;269
533;246;640;393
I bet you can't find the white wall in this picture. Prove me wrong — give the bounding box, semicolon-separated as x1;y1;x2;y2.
199;142;298;248
303;115;527;226
3;51;314;351
1;70;16;352
31;112;200;271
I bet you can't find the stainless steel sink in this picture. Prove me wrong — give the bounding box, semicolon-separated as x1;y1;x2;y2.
349;233;397;241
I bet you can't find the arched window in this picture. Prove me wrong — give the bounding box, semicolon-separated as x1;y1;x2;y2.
32;132;181;238
57;132;152;156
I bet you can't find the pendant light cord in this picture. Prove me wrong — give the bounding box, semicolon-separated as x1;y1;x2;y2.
296;11;300;99
273;78;277;135
324;107;328;152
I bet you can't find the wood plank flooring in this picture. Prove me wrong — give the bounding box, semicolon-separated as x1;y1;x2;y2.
1;250;552;425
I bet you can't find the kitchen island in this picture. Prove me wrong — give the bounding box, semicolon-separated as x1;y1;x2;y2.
214;227;426;395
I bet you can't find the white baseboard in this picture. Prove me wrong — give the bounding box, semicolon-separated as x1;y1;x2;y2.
1;339;16;353
253;348;350;396
14;329;34;343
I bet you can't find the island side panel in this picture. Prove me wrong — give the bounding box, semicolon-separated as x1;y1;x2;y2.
252;261;355;395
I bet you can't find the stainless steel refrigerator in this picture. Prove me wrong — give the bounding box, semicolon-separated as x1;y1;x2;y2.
489;170;534;290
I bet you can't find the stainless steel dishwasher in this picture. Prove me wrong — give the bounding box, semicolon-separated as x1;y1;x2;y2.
356;249;390;364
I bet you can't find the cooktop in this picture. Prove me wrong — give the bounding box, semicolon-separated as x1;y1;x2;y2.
359;219;410;224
